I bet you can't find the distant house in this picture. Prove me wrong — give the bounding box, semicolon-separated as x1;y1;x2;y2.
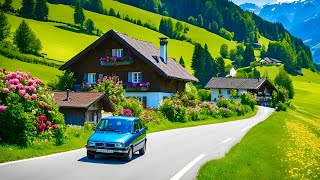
53;92;114;125
252;43;261;49
59;29;198;108
260;57;281;66
205;77;277;106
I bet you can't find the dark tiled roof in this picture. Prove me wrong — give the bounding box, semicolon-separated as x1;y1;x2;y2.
53;92;114;111
205;77;269;90
262;57;281;63
60;30;198;82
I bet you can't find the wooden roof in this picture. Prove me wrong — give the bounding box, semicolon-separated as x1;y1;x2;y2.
53;92;114;111
205;77;276;90
60;29;198;82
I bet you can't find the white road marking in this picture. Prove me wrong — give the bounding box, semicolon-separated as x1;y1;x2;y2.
240;124;254;132
0;148;85;167
222;138;231;143
170;154;206;180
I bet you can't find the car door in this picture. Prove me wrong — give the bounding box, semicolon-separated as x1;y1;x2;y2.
132;120;145;152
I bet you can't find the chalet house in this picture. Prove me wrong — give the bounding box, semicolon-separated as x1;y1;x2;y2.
53;91;114;125
252;43;261;49
59;30;198;108
205;77;277;106
260;57;282;66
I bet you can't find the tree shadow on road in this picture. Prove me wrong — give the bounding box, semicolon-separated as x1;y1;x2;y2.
78;153;140;165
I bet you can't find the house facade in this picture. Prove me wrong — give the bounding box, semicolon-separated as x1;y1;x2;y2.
59;30;198;108
205;78;277;106
53;92;114;125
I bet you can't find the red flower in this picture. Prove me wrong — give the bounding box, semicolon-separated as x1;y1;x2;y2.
51;124;57;130
0;105;6;112
37;123;46;132
46;121;51;127
31;94;37;100
2;88;9;93
38;115;47;122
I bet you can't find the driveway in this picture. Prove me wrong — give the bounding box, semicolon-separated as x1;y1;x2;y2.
0;106;274;180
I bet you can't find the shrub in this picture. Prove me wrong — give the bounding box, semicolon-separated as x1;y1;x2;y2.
0;69;65;147
187;107;206;121
219;107;235;118
276;102;287;111
55;70;76;91
217;98;234;110
91;76;125;110
240;93;256;110
198;89;211;101
121;97;142;117
159;97;188;123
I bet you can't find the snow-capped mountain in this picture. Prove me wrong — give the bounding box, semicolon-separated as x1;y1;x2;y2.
239;3;262;14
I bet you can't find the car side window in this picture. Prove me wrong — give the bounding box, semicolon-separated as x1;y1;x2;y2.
138;120;143;129
133;120;140;132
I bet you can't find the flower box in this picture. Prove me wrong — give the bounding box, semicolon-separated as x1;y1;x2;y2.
100;56;133;66
125;82;150;91
126;86;149;91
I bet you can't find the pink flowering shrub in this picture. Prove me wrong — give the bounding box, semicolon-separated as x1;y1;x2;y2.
0;69;65;147
122;108;133;116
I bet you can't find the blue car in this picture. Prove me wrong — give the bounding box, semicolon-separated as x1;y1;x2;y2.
86;116;147;161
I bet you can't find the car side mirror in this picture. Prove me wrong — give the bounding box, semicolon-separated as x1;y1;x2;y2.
92;126;97;131
133;129;139;134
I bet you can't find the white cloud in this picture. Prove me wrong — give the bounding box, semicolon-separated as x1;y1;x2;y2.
276;0;300;3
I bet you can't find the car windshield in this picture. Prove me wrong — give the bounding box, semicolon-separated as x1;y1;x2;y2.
96;118;132;133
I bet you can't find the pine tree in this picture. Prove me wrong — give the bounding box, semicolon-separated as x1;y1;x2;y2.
217;57;226;77
2;0;13;12
243;44;255;67
13;20;42;54
74;2;85;29
0;10;11;41
203;44;217;84
19;0;35;18
191;43;206;86
220;44;228;58
34;0;49;21
84;19;94;34
179;56;185;68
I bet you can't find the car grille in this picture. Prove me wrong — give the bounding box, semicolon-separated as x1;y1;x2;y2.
95;143;115;148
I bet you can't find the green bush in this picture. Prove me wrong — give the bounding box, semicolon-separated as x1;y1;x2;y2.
121;97;143;117
187;108;207;121
0;69;66;147
55;71;76;91
276;102;287;111
219;107;235;118
198;89;211;101
240;93;256;110
159;97;188;123
217;98;234;109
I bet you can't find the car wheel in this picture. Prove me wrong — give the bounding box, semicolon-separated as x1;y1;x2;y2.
125;147;133;162
139;141;146;155
87;151;95;159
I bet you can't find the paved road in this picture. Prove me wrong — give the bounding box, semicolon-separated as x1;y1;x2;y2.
0;106;274;180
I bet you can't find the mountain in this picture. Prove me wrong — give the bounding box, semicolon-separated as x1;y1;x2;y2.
232;0;276;6
258;0;320;63
239;3;262;14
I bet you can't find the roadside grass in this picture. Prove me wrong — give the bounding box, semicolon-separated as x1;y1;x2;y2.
0;126;93;163
146;108;257;133
197;68;320;179
0;55;62;84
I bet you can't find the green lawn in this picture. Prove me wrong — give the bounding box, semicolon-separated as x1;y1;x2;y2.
0;126;93;163
197;69;320;179
0;55;62;84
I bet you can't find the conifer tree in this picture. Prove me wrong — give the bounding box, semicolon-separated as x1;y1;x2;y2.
2;0;13;12
13;20;42;54
243;44;255;67
179;56;185;68
19;0;35;18
74;1;85;29
220;44;228;58
216;57;226;77
0;10;11;41
34;0;49;21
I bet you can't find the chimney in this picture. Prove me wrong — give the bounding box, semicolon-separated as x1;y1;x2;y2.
64;89;70;101
159;37;168;64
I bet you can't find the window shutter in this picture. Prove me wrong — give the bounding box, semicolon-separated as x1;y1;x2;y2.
112;49;116;56
128;72;133;82
142;96;147;105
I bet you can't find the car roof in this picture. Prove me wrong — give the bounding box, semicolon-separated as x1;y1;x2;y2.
102;116;138;121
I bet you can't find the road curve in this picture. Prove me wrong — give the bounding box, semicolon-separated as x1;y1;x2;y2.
0;106;274;180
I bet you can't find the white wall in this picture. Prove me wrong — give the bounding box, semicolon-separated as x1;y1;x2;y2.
125;92;173;108
211;89;247;102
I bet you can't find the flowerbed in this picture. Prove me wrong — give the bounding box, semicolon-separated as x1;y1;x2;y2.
0;69;65;147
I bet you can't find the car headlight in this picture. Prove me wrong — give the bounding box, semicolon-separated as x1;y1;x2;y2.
115;143;124;148
87;141;95;146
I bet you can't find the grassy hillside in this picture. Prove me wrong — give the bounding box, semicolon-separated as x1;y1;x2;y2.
0;55;62;84
198;69;320;179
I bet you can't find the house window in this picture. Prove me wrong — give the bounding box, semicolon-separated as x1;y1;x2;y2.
87;73;96;84
112;49;123;57
98;74;103;79
129;72;142;83
87;110;98;123
227;90;231;94
218;89;222;94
